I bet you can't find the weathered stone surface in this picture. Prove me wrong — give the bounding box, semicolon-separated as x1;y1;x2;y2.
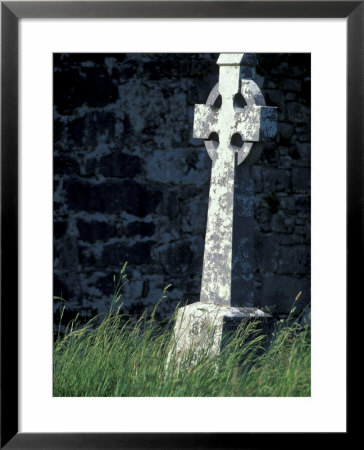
255;207;273;232
181;196;209;234
54;236;80;271
277;232;307;246
144;56;192;80
264;90;286;119
193;53;277;307
259;142;280;165
145;148;209;185
262;192;281;213
252;165;263;192
263;167;290;192
102;240;156;267
157;189;182;219
277;245;310;274
292;143;310;167
152;237;204;277
291;168;310;193
53;53;310;323
287;102;310;124
254;273;310;315
277;122;294;144
54;220;67;239
77;219;115;243
65;178;162;217
297;127;311;143
54;155;80;175
54;59;118;114
167;302;274;367
65;111;116;147
255;233;279;273
271;211;296;233
285;92;296;101
99;152;142;178
125;221;155;237
282;79;302;92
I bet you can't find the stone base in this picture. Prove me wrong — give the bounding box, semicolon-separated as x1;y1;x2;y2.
166;302;274;369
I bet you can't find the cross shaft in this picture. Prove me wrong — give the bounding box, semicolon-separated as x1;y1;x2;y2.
193;53;277;306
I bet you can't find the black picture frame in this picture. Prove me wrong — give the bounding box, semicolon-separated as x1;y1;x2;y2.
1;1;356;448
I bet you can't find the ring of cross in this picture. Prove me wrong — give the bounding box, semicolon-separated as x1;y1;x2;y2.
204;79;266;166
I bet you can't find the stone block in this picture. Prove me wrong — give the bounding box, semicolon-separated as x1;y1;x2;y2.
254;273;310;315
65;178;162;217
264;90;286;119
255;207;273;232
144;57;192;80
66;111;116;148
252;166;263;192
291;168;310;193
277;233;307;246
53;67;87;114
265;80;276;89
271;211;295;234
83;67;119;107
285;92;296;101
99;152;142;178
279;195;296;211
262;192;281;213
282;79;302;92
255;233;279;273
295;195;310;211
259;142;277;165
183;275;202;296
263;167;290;192
102;240;156;267
89;271;117;299
277;245;310;275
287;102;310;124
125;221;155;237
157;189;182;219
54;64;118;114
77;219;115;243
54;220;67;240
152;237;203;277
277;122;294;144
167;302;274;368
181;196;208;234
84;157;98;176
295;226;311;240
54;155;80;175
297;130;311;143
53;273;71;300
291;143;310;167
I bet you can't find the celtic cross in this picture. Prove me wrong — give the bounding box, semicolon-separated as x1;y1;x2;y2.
193;53;277;306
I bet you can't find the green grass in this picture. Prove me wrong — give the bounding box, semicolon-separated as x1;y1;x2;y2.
53;267;311;397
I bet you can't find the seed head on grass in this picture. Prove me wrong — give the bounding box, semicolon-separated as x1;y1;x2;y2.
54;266;310;397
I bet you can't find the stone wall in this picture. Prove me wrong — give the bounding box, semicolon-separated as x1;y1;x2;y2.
53;53;310;323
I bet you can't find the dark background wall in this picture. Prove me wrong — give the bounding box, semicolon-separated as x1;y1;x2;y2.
53;53;311;325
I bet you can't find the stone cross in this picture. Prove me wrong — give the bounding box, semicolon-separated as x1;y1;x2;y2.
193;53;277;307
166;54;278;369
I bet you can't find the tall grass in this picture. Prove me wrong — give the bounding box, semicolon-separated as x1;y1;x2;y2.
53;267;310;397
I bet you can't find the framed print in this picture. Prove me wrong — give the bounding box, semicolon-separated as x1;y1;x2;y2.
1;1;357;448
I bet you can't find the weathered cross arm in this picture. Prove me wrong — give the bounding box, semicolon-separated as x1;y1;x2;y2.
194;103;277;142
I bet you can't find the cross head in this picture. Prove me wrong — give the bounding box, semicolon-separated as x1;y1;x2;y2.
193;53;277;166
